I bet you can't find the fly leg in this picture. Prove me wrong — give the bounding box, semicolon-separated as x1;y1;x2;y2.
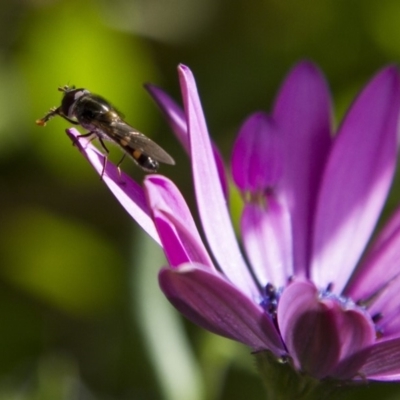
115;153;127;185
71;131;97;149
97;137;110;180
73;134;113;182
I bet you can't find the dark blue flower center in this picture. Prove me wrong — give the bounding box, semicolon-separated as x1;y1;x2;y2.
260;280;384;338
260;283;282;319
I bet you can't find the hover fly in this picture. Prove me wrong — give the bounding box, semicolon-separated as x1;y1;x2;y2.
36;85;175;176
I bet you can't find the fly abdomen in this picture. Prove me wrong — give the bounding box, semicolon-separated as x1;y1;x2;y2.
131;149;159;172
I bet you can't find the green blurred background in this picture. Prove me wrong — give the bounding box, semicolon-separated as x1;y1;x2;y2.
1;0;400;399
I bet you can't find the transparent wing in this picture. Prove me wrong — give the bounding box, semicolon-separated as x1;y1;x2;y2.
95;119;175;165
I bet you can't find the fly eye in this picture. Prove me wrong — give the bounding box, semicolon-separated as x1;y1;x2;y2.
60;89;87;117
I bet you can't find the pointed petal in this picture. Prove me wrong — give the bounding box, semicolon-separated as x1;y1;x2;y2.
178;65;259;298
311;66;400;293
241;199;293;287
273;61;332;276
145;84;189;150
231;112;283;192
145;84;229;198
361;338;400;380
144;175;214;269
66;128;160;244
159;264;284;353
278;280;375;379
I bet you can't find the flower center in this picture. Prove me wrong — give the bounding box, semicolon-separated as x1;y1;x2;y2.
260;283;282;319
260;281;384;338
318;283;355;308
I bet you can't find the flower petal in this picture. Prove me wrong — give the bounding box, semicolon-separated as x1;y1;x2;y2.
329;308;375;379
278;280;374;379
145;84;189;150
66;128;160;244
351;278;400;341
159;263;284;353
178;64;259;298
344;206;400;338
146;83;229;198
231;112;283;192
360;338;400;380
278;281;341;378
311;66;400;293
273;61;332;276
241;199;293;288
144;175;214;269
346;206;400;300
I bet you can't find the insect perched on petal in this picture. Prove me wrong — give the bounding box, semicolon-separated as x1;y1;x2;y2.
36;85;175;177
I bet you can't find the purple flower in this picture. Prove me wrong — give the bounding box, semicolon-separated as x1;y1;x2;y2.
67;61;400;381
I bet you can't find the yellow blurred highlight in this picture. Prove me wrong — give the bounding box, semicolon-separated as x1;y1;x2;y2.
368;0;400;58
0;207;124;316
